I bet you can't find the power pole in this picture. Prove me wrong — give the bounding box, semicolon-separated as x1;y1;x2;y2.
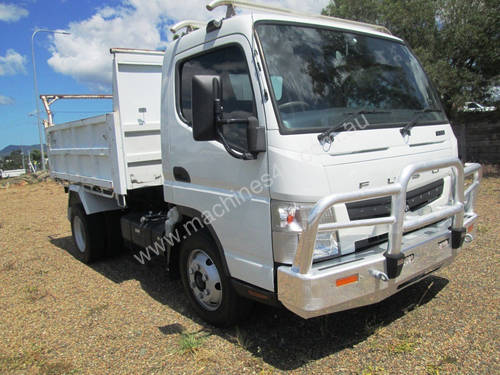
32;28;71;171
28;150;33;173
21;147;26;171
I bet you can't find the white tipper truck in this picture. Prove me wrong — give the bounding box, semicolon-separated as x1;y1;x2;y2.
43;1;482;326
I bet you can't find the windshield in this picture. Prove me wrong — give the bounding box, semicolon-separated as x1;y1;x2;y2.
255;23;447;133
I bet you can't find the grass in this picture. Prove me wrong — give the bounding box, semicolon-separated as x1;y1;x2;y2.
35;268;49;276
426;356;458;374
476;223;490;233
361;365;387;375
403;280;436;313
388;331;421;354
0;346;77;374
24;285;47;302
426;365;441;375
363;316;384;336
178;331;207;354
390;340;417;354
235;326;254;349
1;261;15;272
0;171;51;188
86;303;110;318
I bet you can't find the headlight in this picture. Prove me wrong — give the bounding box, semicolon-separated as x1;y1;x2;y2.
271;200;340;264
313;231;340;261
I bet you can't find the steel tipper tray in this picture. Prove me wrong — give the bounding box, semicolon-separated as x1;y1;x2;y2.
277;158;482;318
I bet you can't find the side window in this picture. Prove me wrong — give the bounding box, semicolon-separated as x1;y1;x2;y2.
180;45;256;150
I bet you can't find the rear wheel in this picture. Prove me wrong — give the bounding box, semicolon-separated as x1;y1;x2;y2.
179;232;251;326
70;205;106;263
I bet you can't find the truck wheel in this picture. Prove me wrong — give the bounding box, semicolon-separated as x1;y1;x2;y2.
70;205;106;264
179;233;250;327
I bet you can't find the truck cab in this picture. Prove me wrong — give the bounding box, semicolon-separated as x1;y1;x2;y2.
44;1;481;326
160;2;481;322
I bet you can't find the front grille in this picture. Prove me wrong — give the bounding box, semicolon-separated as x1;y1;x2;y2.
354;233;388;252
348;179;445;253
346;179;444;221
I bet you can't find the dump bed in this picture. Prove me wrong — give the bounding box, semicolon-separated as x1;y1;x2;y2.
45;49;164;196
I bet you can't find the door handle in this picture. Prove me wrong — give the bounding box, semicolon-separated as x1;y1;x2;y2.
173;167;191;183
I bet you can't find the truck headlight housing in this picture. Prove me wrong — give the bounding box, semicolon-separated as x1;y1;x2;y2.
271;201;340;264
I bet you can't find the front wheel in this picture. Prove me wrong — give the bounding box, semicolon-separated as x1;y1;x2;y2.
179;232;251;326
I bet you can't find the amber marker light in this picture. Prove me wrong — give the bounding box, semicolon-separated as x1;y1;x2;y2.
336;274;359;287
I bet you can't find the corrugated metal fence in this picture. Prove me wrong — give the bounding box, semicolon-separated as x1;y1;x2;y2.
452;110;500;164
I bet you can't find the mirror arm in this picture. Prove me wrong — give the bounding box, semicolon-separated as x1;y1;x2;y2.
218;118;249;125
214;107;257;160
216;128;256;160
214;98;262;160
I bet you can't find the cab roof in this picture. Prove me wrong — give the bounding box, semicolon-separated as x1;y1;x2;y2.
171;11;403;56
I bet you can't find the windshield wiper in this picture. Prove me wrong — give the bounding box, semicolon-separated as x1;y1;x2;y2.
317;109;390;145
400;108;443;137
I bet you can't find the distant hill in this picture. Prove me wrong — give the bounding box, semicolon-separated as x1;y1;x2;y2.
0;144;46;158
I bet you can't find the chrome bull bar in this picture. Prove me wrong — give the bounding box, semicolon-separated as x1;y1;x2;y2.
463;163;482;218
292;158;482;277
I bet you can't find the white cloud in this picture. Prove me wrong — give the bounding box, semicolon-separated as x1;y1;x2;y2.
0;3;29;22
0;49;27;76
0;95;14;105
47;0;329;91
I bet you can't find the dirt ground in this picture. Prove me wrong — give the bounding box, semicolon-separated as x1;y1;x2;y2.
0;178;498;375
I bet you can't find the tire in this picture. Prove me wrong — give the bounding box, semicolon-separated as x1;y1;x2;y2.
70;205;106;264
179;232;251;327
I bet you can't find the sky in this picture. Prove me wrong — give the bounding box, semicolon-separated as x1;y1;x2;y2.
0;0;330;149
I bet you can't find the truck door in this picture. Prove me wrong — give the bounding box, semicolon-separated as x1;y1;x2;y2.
164;35;274;291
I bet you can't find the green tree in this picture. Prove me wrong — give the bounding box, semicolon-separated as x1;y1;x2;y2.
30;149;41;164
322;0;500;118
5;150;23;170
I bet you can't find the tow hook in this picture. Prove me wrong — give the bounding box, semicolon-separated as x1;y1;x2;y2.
370;270;389;282
464;233;474;243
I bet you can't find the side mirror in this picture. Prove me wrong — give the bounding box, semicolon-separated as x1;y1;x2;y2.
191;75;266;160
192;75;221;141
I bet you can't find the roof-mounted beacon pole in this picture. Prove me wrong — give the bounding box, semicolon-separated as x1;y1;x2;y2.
170;20;208;35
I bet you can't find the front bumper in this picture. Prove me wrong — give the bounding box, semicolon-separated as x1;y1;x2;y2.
277;159;481;319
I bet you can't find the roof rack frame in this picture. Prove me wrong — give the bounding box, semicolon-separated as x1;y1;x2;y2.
206;0;392;35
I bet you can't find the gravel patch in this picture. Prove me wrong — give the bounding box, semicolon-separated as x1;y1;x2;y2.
0;178;498;374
